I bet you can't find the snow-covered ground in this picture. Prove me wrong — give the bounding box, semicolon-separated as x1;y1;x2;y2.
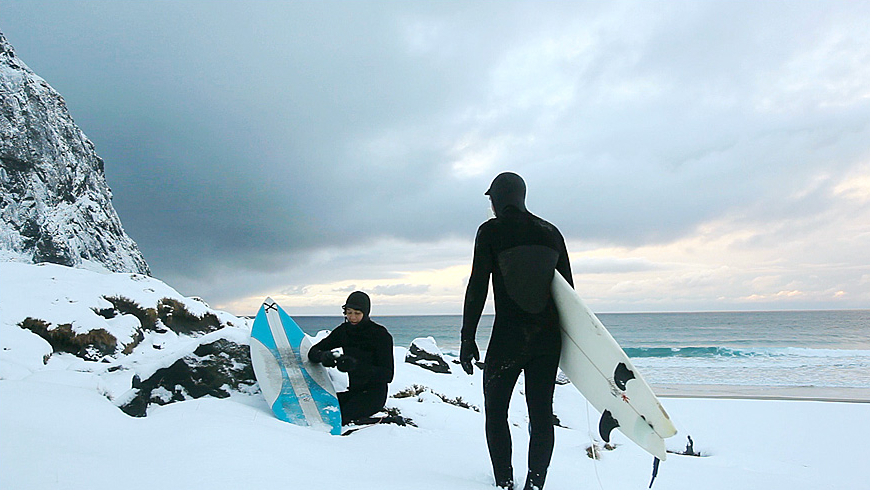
2;261;869;489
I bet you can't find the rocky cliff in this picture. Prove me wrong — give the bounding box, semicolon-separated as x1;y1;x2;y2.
0;30;149;274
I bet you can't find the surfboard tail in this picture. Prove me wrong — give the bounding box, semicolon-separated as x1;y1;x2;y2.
552;272;677;459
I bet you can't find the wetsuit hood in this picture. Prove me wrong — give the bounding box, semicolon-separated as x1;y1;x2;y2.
343;291;372;318
486;172;527;217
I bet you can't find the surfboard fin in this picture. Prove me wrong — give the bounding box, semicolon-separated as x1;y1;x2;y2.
614;362;636;391
599;410;620;442
649;457;661;488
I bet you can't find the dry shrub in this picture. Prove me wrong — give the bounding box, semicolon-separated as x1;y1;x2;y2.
157;298;221;335
19;317;118;360
101;296;158;331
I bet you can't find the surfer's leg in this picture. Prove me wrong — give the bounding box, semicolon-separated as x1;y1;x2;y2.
338;385;388;425
484;357;523;488
522;354;559;489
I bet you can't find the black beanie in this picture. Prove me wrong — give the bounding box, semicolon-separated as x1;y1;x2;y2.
343;291;371;317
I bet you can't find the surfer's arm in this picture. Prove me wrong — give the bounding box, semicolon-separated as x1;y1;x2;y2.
461;226;493;342
308;328;343;363
556;233;573;288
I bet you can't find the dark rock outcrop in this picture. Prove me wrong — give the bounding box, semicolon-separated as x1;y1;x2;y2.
0;30;149;274
120;338;256;417
405;337;452;374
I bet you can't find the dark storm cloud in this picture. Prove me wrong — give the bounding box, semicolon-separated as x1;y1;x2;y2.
2;1;493;272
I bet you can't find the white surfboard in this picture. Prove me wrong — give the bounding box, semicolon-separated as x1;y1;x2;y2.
552;273;677;460
249;297;342;434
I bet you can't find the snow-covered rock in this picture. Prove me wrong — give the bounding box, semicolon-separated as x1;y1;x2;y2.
0;30;149;274
405;336;452;374
0;261;254;416
121;334;256;417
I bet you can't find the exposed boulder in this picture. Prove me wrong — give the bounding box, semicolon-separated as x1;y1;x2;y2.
120;338;256;417
405;337;451;374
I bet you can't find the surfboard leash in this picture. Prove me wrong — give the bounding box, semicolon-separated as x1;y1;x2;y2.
584;400;606;490
584;399;665;489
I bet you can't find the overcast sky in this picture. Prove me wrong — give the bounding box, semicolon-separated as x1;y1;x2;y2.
3;0;870;315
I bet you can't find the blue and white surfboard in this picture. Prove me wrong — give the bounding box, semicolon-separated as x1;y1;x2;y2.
250;297;342;435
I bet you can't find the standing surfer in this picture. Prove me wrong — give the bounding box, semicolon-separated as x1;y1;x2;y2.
308;291;394;425
460;172;573;490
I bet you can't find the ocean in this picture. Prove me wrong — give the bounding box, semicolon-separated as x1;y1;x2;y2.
295;310;870;389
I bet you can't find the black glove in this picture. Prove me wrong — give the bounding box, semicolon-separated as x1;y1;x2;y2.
335;355;358;373
309;347;339;367
321;351;338;368
459;339;480;375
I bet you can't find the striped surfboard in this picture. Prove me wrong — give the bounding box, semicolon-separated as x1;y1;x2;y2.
250;297;342;434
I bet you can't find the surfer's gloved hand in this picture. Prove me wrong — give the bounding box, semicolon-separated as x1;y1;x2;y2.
460;340;480;375
309;348;338;367
336;355;358;373
308;347;323;364
320;352;338;368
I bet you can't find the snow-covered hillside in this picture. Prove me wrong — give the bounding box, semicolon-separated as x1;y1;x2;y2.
0;261;253;417
4;261;870;490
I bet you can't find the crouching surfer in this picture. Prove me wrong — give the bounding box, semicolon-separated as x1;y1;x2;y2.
460;172;573;490
308;291;395;425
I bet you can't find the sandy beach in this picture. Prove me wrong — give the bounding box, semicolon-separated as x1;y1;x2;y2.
654;384;870;403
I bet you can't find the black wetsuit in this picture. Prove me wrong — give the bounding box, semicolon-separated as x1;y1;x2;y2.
309;318;394;425
462;205;573;489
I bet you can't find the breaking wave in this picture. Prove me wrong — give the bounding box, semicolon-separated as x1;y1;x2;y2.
624;346;870;359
